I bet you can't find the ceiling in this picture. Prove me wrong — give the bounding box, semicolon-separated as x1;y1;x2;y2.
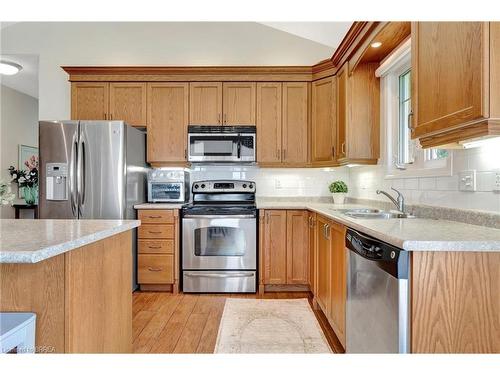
0;54;39;98
259;22;352;48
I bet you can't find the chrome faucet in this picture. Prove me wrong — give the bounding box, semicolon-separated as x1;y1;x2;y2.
376;188;406;213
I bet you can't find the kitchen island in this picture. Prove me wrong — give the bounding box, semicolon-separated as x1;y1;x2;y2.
0;219;140;353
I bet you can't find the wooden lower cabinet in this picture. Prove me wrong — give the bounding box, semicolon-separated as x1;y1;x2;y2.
313;214;346;348
137;209;179;292
308;212;317;294
261;210;310;289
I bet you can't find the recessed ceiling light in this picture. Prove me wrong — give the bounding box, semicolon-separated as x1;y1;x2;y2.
371;41;382;48
0;60;23;75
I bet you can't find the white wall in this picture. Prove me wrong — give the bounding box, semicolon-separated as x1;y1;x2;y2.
190;166;349;197
349;145;500;213
0;85;39;218
0;22;333;119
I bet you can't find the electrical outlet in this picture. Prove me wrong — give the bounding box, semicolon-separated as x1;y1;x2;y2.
494;172;500;192
459;170;477;192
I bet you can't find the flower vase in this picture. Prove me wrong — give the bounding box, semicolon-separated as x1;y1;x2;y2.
23;186;38;205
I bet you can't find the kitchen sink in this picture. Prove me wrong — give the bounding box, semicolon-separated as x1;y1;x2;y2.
342;209;415;219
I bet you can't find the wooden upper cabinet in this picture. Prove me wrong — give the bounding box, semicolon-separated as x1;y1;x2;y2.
311;77;336;166
329;221;346;347
263;210;287;285
147;83;189;164
189;82;223;125
286;210;309;285
412;22;500;147
109;83;147;127
315;214;332;315
282;82;309;165
256;83;282;164
71;82;109;120
337;62;379;164
223;82;256;126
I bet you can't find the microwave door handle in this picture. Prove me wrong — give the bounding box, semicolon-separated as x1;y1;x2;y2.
237;136;241;159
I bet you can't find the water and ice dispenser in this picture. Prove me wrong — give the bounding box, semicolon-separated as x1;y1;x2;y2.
45;163;68;201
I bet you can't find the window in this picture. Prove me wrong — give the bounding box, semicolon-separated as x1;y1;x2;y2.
377;39;452;179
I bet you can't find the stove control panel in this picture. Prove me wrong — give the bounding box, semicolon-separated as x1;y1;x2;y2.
192;180;256;193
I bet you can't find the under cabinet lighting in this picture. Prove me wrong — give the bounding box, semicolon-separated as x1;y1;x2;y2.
371;41;382;48
460;137;500;149
0;60;22;75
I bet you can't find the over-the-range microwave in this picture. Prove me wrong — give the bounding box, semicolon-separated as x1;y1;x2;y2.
187;125;256;163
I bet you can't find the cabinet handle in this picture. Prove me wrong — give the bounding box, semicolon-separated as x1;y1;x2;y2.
283;149;286;160
109;113;113;120
148;215;162;219
218;113;221;125
148;231;162;234
184;149;187;159
408;111;414;131
341;142;346;155
266;213;269;224
223;113;227;125
148;245;162;249
104;113;107;120
325;224;330;240
332;146;335;157
148;267;163;272
277;149;281;160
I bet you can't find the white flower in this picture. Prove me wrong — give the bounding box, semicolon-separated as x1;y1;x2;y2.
0;180;15;206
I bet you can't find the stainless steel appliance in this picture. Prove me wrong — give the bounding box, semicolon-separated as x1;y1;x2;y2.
187;126;256;163
147;169;189;203
39;120;147;289
182;180;257;293
345;228;410;353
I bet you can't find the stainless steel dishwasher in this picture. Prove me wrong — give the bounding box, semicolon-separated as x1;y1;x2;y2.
345;228;410;353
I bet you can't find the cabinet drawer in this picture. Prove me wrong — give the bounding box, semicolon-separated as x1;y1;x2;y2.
138;210;175;224
138;239;174;254
138;254;174;284
138;224;174;239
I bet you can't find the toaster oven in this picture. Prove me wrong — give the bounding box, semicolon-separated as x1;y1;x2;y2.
147;169;189;203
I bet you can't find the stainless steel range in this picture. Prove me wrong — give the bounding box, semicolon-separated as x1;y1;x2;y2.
181;180;257;293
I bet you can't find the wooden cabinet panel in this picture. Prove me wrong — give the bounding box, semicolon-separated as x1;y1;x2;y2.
308;212;317;294
189;82;223;125
138;224;174;239
263;210;287;284
71;82;109;120
336;65;347;160
282;82;309;165
329;221;346;347
109;83;147;127
138;240;174;254
138;209;174;224
147;83;188;163
138;254;174;284
412;22;488;138
286;210;309;285
256;82;282;164
311;77;336;165
223;82;256;126
315;215;332;315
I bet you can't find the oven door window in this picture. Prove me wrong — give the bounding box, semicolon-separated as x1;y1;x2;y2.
151;183;180;200
194;226;246;256
189;136;237;156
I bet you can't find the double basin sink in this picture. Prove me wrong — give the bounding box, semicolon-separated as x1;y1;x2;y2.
335;208;415;219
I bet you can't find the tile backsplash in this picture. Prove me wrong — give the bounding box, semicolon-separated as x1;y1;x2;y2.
348;146;500;214
189;166;349;197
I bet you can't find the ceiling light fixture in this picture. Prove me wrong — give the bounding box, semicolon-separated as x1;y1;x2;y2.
371;41;382;48
0;60;23;75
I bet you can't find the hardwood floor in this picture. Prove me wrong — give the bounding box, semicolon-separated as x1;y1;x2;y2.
132;291;344;353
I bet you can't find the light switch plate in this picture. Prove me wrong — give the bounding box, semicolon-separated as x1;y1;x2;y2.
459;170;477;191
494;172;500;192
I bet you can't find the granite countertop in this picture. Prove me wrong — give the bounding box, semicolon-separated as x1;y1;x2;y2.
134;203;186;209
256;199;500;252
0;219;140;264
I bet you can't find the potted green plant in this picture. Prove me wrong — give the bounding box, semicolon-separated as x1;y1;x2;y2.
329;180;348;204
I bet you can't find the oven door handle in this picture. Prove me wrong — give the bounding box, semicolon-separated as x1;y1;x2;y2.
184;272;255;278
183;214;255;219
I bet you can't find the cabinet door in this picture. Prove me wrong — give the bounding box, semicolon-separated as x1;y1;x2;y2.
329;221;346;347
109;83;147;127
412;22;488;138
286;210;309;285
308;212;317;294
71;82;109;120
282;82;309;165
256;82;282;164
311;77;336;164
223;82;256;126
315;215;332;315
263;210;287;284
189;82;223;125
147;83;189;163
336;64;347;160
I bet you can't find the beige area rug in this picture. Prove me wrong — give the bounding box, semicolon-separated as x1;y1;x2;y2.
214;298;332;353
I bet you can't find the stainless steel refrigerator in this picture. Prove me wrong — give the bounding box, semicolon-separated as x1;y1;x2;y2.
39;120;147;289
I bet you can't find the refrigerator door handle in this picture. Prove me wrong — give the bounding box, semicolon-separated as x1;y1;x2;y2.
77;137;86;216
70;138;78;217
80;140;86;207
